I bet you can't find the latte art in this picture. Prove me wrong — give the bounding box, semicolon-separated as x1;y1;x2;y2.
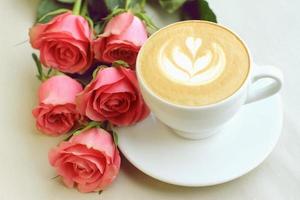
160;37;226;85
138;21;250;106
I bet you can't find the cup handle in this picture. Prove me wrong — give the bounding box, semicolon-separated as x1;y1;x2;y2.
245;64;283;104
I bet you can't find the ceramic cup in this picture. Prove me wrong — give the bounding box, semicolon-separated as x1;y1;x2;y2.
136;22;283;140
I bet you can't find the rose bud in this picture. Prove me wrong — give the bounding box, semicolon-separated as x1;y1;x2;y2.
76;67;150;126
48;128;121;193
29;12;93;74
32;75;84;136
93;12;148;68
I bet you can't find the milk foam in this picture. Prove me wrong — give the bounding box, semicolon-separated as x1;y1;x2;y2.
138;21;250;106
159;37;226;85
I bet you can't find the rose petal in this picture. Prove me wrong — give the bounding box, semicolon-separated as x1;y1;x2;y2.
103;12;134;36
102;41;139;65
93;37;107;62
48;128;120;192
38;75;83;105
29;12;93;74
85;93;106;121
69;129;115;158
108;15;147;47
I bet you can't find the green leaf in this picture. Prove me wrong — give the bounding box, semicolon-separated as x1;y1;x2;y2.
38;8;70;23
57;0;75;3
104;0;125;11
45;68;61;79
103;0;146;11
63;134;73;141
51;175;60;179
72;121;102;135
112;60;130;68
46;68;53;76
181;0;217;23
94;21;106;35
131;0;146;10
134;12;158;31
32;53;44;81
159;0;186;13
102;8;126;20
92;65;107;79
84;16;94;30
112;130;119;146
36;0;71;23
126;0;146;11
199;0;217;22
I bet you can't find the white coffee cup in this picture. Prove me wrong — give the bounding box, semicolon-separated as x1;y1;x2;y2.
136;22;283;140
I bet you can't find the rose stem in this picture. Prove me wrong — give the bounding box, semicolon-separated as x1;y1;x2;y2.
73;0;83;15
80;0;88;16
125;0;131;10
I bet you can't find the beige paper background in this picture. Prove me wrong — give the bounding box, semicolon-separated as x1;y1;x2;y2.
0;0;299;199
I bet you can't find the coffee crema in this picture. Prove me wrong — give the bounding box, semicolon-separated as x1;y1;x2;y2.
137;21;250;106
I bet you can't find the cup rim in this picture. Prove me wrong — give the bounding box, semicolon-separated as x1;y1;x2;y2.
136;20;252;110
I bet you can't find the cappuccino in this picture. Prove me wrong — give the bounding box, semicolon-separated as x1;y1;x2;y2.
137;21;250;106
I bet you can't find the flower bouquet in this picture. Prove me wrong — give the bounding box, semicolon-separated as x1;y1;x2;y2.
29;0;216;193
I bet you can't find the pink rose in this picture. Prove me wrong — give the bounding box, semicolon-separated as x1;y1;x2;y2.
32;75;83;136
93;12;148;67
29;12;93;74
48;128;121;193
76;67;150;126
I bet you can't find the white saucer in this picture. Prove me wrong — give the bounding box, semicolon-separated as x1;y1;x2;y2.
116;95;282;186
